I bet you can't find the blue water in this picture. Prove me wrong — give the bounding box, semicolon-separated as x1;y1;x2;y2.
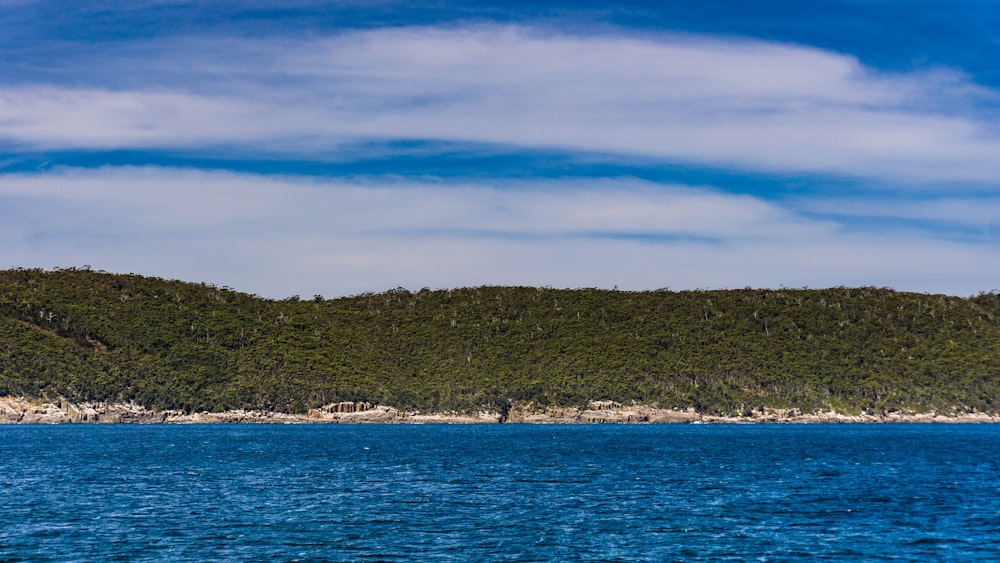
2;425;999;562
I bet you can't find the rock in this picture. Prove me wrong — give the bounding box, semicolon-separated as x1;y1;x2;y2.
0;397;27;422
645;408;700;423
18;401;72;424
1;396;998;424
401;410;503;424
318;401;375;414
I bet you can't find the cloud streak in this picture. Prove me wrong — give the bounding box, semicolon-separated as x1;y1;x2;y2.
3;16;999;297
2;26;999;182
1;167;997;297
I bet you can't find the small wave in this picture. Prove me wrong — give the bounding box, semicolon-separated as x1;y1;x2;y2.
906;537;967;546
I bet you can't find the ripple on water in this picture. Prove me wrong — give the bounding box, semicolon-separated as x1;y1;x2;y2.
1;424;999;561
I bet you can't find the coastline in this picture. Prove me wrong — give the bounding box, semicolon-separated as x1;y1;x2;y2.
2;397;998;424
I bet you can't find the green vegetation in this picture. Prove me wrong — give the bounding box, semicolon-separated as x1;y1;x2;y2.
1;268;998;416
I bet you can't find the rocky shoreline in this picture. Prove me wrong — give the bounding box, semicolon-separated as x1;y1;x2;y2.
2;397;998;424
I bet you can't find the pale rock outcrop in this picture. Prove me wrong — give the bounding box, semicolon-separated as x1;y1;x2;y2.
308;403;401;423
18;399;72;424
506;401;701;424
402;410;503;424
308;403;503;423
0;397;28;423
168;409;309;424
0;397;175;423
1;396;998;424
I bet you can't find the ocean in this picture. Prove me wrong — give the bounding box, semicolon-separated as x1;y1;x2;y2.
2;424;998;561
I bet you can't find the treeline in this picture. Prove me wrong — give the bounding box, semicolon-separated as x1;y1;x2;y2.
1;268;998;416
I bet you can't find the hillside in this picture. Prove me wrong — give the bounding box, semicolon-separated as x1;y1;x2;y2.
1;268;998;417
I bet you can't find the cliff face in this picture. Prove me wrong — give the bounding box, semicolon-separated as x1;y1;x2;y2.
0;398;497;424
505;401;700;423
0;397;169;424
3;398;997;424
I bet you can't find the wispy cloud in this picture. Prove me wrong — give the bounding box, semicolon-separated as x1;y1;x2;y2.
1;167;996;297
2;26;998;182
795;195;1000;225
2;15;999;297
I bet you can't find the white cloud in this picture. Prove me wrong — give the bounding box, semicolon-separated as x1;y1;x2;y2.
2;26;999;182
795;195;1000;226
0;88;276;148
1;167;996;297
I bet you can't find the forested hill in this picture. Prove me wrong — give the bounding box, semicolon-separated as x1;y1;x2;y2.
1;268;998;416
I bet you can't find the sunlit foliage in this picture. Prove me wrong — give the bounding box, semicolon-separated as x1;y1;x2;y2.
1;269;997;415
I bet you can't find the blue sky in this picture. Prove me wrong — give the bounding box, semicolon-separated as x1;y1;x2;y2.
2;1;999;297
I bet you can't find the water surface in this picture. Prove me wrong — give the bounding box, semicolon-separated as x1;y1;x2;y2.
2;424;999;561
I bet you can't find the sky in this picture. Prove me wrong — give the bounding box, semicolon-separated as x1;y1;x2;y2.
2;1;999;298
